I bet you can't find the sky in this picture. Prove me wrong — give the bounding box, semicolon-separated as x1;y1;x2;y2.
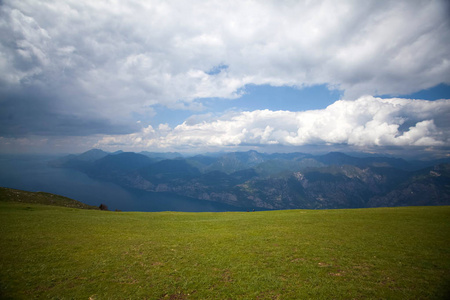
0;0;450;157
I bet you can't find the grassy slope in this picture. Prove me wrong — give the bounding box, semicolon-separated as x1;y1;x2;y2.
0;202;449;299
0;187;99;210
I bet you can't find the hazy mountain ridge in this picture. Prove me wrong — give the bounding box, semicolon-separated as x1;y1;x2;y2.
50;150;450;210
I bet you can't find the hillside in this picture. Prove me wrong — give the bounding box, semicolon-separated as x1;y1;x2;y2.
0;187;99;210
0;202;449;299
50;150;450;210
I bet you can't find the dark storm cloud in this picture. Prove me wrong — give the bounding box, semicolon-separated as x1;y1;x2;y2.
0;88;139;137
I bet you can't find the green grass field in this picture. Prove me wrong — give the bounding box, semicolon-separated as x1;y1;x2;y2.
1;201;449;299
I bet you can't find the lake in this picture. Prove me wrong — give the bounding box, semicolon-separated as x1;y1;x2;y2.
0;154;240;212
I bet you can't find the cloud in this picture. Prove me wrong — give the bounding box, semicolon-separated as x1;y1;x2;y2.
1;0;449;138
0;89;140;137
95;96;450;151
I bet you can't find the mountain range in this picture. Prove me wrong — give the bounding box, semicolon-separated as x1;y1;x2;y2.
49;149;450;210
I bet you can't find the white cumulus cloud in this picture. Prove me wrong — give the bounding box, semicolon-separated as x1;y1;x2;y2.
95;96;450;151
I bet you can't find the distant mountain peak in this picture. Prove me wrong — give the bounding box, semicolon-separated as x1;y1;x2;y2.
77;149;109;161
324;151;351;157
82;148;105;154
